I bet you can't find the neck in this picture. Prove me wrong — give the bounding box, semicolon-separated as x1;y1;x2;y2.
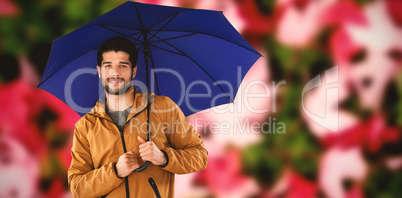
105;86;135;111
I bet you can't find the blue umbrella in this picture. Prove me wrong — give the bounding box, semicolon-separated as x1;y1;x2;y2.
38;1;260;171
38;1;260;117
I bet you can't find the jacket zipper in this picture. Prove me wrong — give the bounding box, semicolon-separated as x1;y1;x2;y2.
119;129;130;198
88;100;153;198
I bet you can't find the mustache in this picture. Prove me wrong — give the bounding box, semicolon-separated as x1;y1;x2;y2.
106;77;125;81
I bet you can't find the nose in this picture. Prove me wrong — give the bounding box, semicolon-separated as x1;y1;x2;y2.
108;67;121;77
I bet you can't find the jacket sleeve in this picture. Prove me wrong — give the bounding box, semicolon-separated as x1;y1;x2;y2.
160;97;208;174
67;120;123;197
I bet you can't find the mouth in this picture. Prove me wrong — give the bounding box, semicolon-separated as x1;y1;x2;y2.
108;78;124;85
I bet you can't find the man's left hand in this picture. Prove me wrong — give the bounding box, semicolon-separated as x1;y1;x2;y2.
138;136;167;166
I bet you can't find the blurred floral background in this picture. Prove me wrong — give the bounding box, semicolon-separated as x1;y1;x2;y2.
0;0;401;197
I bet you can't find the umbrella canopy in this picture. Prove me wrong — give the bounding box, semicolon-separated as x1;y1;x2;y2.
38;1;261;117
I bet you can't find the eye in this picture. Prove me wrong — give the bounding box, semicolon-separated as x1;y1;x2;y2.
104;65;111;68
121;65;128;68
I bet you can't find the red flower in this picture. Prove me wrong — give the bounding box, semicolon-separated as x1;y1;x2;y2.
0;81;48;157
286;171;318;198
385;0;402;27
322;115;400;153
330;28;364;66
0;80;79;170
41;177;65;198
345;185;365;198
267;169;318;198
0;0;20;16
237;0;280;36
321;1;367;27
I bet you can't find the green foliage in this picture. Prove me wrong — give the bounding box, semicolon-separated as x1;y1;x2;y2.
364;168;402;197
0;0;128;56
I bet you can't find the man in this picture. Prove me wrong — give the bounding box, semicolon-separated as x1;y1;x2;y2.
68;37;208;197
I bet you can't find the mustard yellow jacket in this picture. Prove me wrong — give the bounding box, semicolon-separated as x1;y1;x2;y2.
68;91;208;197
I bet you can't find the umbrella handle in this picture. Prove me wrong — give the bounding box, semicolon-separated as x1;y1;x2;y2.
133;127;151;172
133;161;150;172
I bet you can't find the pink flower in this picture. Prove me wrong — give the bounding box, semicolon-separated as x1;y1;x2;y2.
275;0;365;48
197;149;259;198
276;0;367;48
275;0;326;47
331;0;402;111
0;135;39;197
174;173;209;198
301;65;359;138
319;146;368;198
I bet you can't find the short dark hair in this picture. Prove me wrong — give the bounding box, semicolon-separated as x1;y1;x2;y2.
97;37;138;67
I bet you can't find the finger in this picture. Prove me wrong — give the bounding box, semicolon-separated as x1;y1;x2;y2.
139;147;150;154
141;155;150;162
125;153;135;159
139;143;147;149
141;142;154;150
137;136;146;144
126;152;137;157
127;157;138;162
139;148;150;155
127;151;137;155
140;143;153;151
140;152;152;159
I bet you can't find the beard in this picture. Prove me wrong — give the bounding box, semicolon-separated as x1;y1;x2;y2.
102;77;133;95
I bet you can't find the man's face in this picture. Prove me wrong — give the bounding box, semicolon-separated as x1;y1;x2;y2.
96;51;137;95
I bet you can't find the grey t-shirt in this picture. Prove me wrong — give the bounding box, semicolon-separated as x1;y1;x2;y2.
106;106;132;132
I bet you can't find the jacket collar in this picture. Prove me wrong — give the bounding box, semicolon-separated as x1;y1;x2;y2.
89;88;155;122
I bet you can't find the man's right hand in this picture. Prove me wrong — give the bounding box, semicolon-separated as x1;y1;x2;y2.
116;151;139;178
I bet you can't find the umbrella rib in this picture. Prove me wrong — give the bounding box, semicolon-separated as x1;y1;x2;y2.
100;24;146;46
147;32;235;103
148;49;160;95
145;9;192;30
96;24;142;31
147;43;186;56
98;24;145;45
99;24;132;38
146;13;179;43
148;32;197;44
150;29;261;56
127;31;141;36
38;25;140;88
132;33;144;45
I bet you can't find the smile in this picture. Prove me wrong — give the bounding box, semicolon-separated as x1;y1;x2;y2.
108;79;123;85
